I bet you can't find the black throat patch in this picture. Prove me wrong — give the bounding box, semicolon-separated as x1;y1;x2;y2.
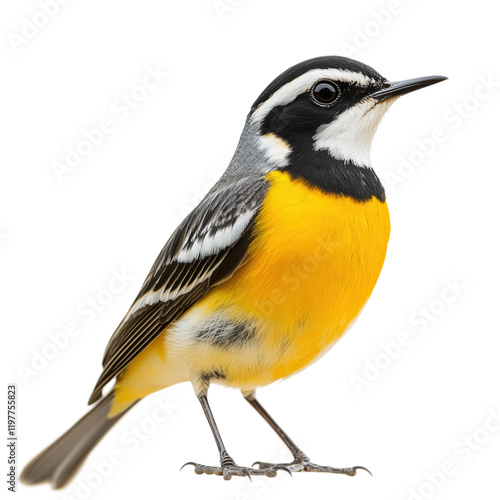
283;146;386;202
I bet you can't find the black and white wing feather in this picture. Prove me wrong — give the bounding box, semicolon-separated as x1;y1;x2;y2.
88;176;268;404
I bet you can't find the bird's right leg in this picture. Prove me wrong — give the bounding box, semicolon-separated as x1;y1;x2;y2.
182;385;291;480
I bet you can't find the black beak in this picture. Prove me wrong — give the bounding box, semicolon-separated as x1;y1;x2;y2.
370;75;448;103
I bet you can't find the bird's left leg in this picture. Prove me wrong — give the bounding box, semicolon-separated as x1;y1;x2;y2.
244;391;370;476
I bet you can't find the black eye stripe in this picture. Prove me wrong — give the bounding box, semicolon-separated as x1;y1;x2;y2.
310;80;340;107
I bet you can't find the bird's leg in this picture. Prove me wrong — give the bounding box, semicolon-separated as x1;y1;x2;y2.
182;392;291;480
244;391;371;477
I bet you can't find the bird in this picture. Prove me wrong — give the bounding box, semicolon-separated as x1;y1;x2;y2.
21;56;446;487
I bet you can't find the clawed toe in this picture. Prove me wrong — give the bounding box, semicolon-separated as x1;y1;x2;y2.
181;460;292;479
350;465;372;476
251;460;270;469
250;458;372;476
302;461;372;476
182;451;370;479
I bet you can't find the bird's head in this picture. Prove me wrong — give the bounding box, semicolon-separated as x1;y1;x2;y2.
239;56;446;172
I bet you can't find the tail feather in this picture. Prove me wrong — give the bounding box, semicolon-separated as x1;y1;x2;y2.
20;392;138;489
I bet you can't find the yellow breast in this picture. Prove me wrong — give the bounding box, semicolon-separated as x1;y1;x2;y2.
200;169;390;381
111;170;391;414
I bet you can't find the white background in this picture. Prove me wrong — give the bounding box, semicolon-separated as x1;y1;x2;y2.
2;1;499;499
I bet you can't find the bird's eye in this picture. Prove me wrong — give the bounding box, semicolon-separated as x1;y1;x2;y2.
311;80;340;106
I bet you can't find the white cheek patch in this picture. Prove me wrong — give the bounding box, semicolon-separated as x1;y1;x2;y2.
251;68;377;125
258;133;291;167
313;98;396;167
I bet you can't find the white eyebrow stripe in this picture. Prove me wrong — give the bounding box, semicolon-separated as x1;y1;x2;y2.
250;68;377;124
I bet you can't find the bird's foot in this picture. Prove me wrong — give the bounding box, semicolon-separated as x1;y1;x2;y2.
252;455;371;477
182;452;292;480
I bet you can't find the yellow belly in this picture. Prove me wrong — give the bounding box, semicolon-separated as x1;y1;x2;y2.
111;170;390;415
198;170;390;383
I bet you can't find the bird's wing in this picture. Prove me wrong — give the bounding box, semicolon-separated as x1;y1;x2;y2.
88;176;268;404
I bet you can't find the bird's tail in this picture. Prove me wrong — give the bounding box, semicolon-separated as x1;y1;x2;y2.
20;392;138;489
